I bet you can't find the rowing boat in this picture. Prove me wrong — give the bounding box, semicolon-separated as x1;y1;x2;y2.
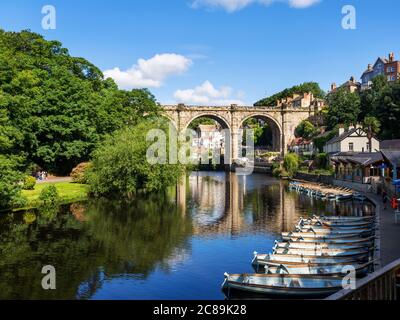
274;240;373;251
262;260;373;277
282;231;366;241
285;236;375;244
272;246;371;257
310;215;375;222
252;253;369;266
295;227;374;237
297;220;375;229
222;273;343;298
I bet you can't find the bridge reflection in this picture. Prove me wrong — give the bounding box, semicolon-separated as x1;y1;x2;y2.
176;172;375;237
176;172;298;236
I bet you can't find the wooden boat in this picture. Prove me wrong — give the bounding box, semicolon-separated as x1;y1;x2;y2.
272;246;370;257
285;236;375;244
222;273;343;298
295;227;374;237
310;215;375;222
336;194;353;201
282;231;366;241
297;220;375;229
262;260;373;277
252;253;369;266
274;240;373;251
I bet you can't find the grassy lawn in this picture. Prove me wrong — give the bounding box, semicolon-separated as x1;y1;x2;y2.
20;182;90;210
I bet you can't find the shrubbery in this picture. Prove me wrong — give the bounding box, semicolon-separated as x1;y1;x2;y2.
22;176;36;190
283;153;300;178
70;162;92;184
39;185;60;206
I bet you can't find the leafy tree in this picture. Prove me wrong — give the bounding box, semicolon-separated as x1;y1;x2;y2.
254;82;325;106
294;120;317;139
313;129;338;153
362;116;381;152
283;153;299;177
0;156;26;210
371;81;400;139
87;119;186;198
188;117;216;130
242;118;272;146
326;88;360;129
0;29;160;174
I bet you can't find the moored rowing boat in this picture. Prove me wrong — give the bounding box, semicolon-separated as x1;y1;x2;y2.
222;273;344;298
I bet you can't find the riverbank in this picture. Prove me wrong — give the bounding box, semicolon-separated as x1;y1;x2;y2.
14;181;89;212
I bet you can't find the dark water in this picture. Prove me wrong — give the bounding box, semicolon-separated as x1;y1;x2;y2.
0;172;374;300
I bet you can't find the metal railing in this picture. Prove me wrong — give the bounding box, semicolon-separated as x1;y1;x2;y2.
326;258;400;300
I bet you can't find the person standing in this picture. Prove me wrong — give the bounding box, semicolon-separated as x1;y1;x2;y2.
382;191;388;210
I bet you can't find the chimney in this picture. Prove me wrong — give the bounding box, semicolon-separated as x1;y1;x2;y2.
331;83;337;91
368;64;373;71
350;76;355;83
389;52;395;62
339;125;345;135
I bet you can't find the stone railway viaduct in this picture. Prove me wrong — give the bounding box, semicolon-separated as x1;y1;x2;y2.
162;104;317;161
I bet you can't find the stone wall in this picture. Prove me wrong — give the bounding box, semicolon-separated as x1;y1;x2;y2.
294;172;334;185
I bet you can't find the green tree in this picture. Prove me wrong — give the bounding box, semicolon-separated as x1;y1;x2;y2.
0;29;160;174
326;88;361;129
0;156;26;210
283;153;299;178
294;120;317;139
362;116;381;152
87;119;186;198
254;82;325;106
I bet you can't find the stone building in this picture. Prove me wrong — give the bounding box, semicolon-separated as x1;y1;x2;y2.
361;52;400;90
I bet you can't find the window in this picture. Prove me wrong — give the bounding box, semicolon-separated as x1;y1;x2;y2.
349;142;354;151
366;142;371;152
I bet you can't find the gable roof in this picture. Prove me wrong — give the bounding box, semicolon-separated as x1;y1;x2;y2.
381;149;400;168
326;127;375;145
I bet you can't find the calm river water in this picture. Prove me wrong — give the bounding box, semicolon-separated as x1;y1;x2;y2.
0;172;374;300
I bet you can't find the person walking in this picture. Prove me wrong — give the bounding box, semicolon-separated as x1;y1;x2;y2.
382;191;388;210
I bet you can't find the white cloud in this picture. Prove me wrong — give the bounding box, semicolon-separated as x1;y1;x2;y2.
289;0;320;8
103;53;192;89
191;0;320;12
174;81;245;106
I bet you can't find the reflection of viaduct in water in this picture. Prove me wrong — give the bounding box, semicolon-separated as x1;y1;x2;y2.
176;173;298;236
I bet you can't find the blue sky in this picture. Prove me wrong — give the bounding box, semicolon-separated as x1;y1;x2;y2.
1;0;400;105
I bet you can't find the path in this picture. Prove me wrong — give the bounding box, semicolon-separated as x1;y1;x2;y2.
36;176;72;184
366;193;400;267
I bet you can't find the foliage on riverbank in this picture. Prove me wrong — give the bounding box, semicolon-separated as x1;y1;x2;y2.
17;182;89;211
87;119;186;199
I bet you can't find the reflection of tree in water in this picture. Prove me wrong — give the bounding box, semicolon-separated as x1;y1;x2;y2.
0;193;193;299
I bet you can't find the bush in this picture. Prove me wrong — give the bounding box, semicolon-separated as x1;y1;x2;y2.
70;162;92;184
283;153;300;178
22;175;36;190
315;153;329;170
39;185;60;205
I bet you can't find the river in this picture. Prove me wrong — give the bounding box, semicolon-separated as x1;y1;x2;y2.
0;172;374;299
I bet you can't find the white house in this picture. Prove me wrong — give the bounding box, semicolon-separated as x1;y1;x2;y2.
324;125;380;154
